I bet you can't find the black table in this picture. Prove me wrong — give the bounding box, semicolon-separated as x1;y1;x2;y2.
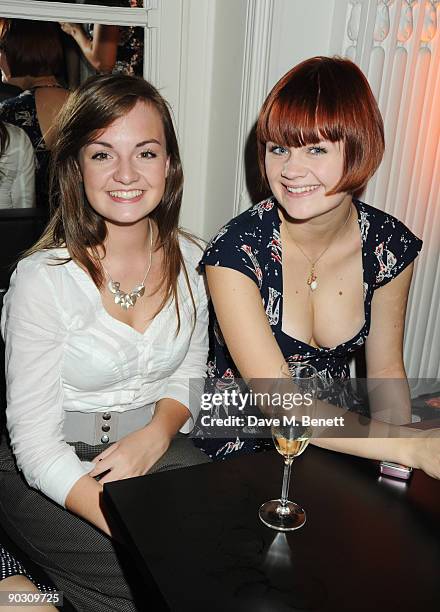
103;446;440;612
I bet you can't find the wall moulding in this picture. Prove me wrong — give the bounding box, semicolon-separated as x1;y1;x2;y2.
235;0;275;214
0;1;153;27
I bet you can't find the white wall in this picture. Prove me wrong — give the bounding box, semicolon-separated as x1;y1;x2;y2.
202;0;248;238
177;0;248;239
161;0;338;240
268;0;337;85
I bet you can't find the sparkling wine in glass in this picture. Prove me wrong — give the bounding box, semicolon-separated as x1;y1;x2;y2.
272;427;311;462
259;362;318;531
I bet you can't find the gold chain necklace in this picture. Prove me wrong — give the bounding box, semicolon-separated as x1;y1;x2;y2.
101;218;153;310
286;205;352;291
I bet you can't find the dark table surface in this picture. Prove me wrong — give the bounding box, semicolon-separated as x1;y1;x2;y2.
104;445;440;612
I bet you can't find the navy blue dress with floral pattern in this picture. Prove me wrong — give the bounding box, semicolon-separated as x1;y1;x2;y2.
195;198;422;460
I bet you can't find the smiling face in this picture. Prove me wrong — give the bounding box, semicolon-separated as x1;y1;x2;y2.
264;139;350;220
257;59;385;206
78;100;169;227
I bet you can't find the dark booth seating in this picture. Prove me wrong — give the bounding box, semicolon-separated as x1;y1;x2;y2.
0;208;48;291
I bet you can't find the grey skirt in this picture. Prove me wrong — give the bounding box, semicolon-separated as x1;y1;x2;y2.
0;434;210;612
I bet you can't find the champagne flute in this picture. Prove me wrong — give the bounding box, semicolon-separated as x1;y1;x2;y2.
259;361;318;531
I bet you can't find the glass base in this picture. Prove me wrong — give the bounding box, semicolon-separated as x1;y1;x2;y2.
259;499;306;531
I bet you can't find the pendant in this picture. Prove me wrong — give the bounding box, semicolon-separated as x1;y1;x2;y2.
108;280;145;310
307;267;318;291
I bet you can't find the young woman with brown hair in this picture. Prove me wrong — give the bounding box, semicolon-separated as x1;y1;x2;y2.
0;73;209;610
199;56;440;478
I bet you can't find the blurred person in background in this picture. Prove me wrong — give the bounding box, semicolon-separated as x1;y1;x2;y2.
0;19;69;213
60;0;144;79
0;120;35;209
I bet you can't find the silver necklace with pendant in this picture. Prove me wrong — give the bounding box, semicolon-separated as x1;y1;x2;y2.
286;205;352;292
102;218;153;310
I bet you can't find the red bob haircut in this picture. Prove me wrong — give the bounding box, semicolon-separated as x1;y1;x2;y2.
256;56;385;197
0;19;63;79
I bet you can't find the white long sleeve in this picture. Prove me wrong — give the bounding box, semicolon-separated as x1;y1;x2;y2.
1;238;209;507
1;255;91;507
0;123;35;209
161;271;209;432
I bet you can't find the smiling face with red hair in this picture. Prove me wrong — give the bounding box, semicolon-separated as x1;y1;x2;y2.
257;56;385;207
264;139;349;222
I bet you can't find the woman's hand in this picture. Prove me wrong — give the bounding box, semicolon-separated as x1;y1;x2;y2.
405;429;440;479
89;399;190;484
89;421;171;485
59;22;80;37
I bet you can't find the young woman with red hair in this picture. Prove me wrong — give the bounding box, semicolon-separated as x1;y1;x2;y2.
198;56;440;478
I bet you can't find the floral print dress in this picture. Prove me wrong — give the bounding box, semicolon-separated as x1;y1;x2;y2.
196;198;422;460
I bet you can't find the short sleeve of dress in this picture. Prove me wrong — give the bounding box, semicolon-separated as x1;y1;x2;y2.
372;214;422;289
200;209;266;289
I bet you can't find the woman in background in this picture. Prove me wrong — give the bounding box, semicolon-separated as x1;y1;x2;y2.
0;19;69;211
199;56;440;478
60;0;144;78
0;121;35;209
0;73;208;611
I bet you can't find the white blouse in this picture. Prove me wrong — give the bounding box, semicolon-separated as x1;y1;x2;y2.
1;237;209;507
0;123;35;208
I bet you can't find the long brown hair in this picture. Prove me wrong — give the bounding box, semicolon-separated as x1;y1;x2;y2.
27;73;196;332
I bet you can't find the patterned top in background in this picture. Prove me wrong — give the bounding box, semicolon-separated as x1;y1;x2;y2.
196;198;423;460
115;26;144;77
0;90;50;211
87;24;144;77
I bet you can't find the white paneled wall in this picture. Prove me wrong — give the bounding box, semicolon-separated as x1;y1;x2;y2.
333;0;440;380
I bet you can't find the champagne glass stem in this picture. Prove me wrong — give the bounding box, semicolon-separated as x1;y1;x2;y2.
278;459;293;514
